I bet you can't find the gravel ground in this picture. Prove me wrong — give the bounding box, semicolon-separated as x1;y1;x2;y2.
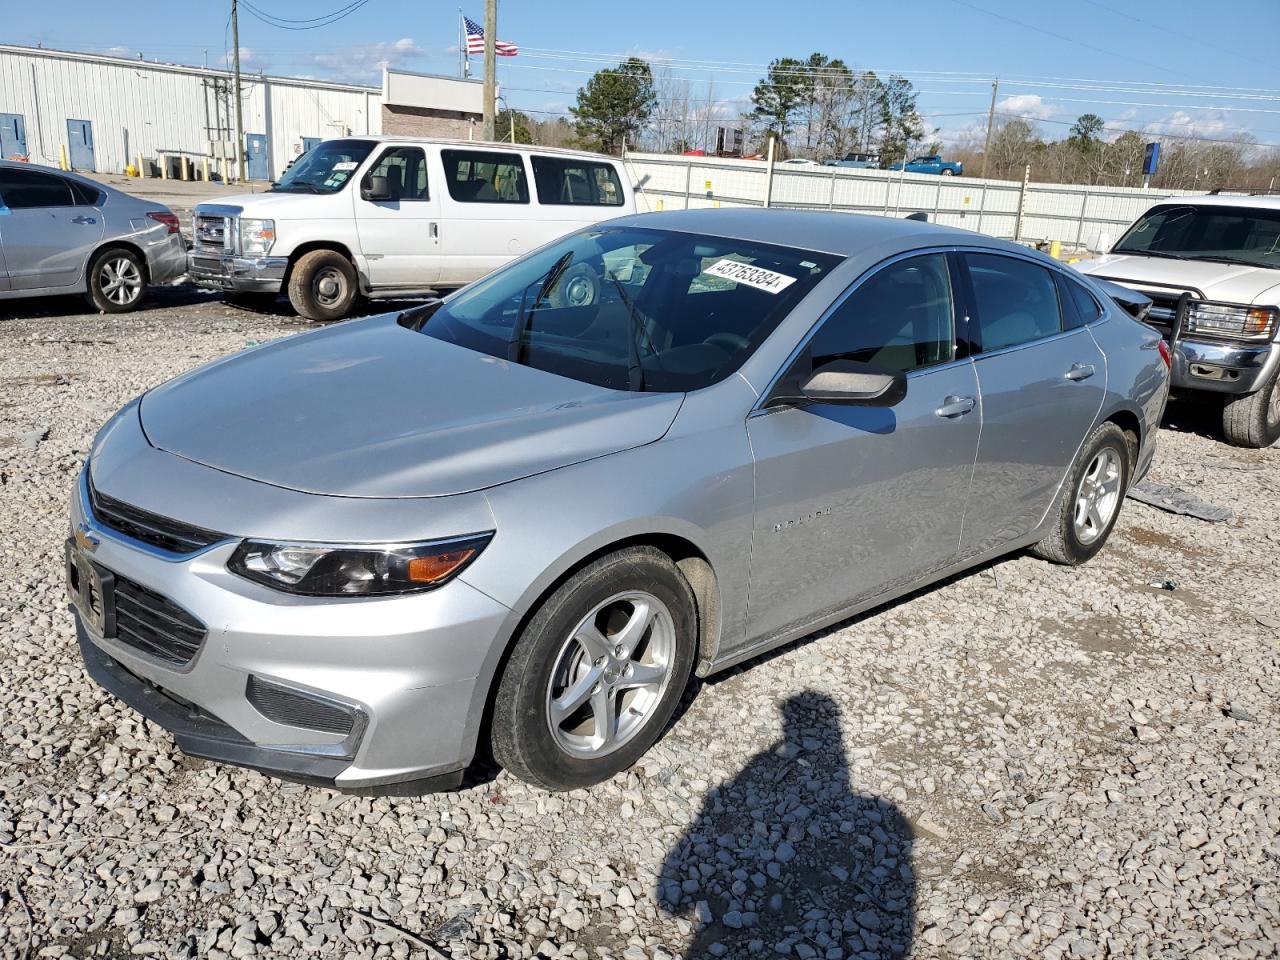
1;290;1278;960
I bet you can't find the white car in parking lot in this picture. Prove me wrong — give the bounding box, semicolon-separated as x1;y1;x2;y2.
187;138;636;320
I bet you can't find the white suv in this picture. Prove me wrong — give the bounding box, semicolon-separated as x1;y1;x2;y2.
188;138;636;321
1077;195;1280;447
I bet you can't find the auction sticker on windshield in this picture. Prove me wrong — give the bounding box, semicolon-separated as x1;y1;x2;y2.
333;161;358;171
703;259;797;294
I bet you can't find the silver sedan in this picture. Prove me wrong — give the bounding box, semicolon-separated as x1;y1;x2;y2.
0;160;186;312
68;210;1170;793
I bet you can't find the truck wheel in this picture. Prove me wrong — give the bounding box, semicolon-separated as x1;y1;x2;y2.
1222;367;1280;448
85;247;146;313
288;250;357;322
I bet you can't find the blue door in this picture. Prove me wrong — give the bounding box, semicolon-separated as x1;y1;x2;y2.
67;119;95;171
245;133;269;181
0;114;27;158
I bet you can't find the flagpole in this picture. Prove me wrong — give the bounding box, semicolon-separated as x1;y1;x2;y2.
458;10;466;78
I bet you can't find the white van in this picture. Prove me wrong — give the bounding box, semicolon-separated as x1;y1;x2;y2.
188;138;636;320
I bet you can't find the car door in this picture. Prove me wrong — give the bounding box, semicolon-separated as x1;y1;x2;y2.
0;167;104;290
434;147;532;286
957;251;1107;558
745;252;981;643
353;145;441;289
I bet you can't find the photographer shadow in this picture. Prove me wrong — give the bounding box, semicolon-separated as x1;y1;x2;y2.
658;692;916;959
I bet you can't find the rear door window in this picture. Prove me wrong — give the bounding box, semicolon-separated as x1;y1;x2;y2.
441;149;529;203
0;168;75;209
1054;272;1102;329
965;253;1064;352
531;156;624;206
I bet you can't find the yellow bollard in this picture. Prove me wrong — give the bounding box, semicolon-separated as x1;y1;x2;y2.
137;153;146;178
1049;239;1062;260
202;157;210;182
160;153;169;180
58;143;69;170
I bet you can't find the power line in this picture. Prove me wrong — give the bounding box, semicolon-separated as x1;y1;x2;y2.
1074;0;1273;69
238;0;372;31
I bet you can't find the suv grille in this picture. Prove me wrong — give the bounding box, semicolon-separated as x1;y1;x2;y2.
89;477;225;555
113;575;207;666
193;214;232;254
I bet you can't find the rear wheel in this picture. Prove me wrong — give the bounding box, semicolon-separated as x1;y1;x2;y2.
1032;421;1130;565
491;547;696;790
1221;368;1280;448
287;249;358;321
85;247;146;313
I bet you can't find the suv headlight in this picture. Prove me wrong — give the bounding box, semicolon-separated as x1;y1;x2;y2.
228;533;492;596
239;218;276;256
1184;302;1277;342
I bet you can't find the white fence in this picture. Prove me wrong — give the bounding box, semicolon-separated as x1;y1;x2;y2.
622;152;1201;251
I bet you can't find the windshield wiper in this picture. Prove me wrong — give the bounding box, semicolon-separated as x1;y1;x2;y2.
606;273;650;391
508;252;573;363
1185;255;1268;267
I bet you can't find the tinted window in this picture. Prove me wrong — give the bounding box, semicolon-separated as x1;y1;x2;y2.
363;147;429;200
69;179;102;206
1055;273;1102;329
441;149;529;204
531;155;624;206
966;254;1062;352
417;226;839;392
810;254;955;374
0;168;74;209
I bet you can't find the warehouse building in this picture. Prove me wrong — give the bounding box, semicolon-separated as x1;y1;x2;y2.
0;44;484;180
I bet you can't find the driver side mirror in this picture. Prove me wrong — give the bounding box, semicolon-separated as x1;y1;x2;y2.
361;175;391;201
788;359;907;407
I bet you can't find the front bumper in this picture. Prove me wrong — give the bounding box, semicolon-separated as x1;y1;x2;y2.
1171;336;1280;395
187;251;288;293
69;469;511;791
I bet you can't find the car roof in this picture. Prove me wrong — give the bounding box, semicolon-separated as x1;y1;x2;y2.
1146;193;1280;211
324;136;624;163
606;208;1033;259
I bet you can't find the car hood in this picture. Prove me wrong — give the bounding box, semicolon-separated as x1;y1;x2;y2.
138;314;684;498
194;190;347;216
1078;253;1280;305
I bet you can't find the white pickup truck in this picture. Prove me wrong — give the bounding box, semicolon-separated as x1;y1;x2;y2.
188;138;636;320
1077;195;1280;447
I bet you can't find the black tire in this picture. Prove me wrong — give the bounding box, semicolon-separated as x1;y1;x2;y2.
1221;367;1280;448
1031;421;1131;566
549;263;600;309
84;246;147;313
491;546;697;791
941;168;955;176
287;249;358;321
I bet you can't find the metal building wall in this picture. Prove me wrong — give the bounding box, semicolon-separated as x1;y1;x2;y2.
0;45;380;177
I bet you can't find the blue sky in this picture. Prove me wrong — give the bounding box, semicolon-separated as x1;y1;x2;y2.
10;0;1280;148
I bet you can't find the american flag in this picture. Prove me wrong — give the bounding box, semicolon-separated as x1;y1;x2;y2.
464;16;518;57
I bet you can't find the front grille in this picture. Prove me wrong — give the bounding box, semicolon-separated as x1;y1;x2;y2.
89;476;225;554
1140;292;1183;333
193;214;232;254
113;575;207;666
245;676;357;735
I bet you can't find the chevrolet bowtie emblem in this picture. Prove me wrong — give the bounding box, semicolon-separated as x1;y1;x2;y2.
74;525;100;553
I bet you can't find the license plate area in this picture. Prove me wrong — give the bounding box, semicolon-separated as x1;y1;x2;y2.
66;540;115;639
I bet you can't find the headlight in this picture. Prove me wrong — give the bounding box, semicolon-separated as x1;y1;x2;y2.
228;533;492;597
239;218;276;256
1184;302;1277;341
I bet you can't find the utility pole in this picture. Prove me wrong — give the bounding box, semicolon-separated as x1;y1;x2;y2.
481;0;496;141
981;78;998;180
231;0;245;182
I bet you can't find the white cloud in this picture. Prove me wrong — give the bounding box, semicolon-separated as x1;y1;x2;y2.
311;37;424;84
1142;109;1252;143
222;46;271;74
995;94;1061;122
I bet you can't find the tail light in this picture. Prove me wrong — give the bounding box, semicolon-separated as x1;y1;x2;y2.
1157;340;1172;370
146;211;180;235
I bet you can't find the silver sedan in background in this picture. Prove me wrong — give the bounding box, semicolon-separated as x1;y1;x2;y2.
0;160;186;312
68;210;1170;793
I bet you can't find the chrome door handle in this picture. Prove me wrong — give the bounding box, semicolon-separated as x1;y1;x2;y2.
71;215;97;225
429;222;439;238
935;395;976;418
1065;363;1096;381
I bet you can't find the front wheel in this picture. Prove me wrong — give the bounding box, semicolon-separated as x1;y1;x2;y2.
941;168;955;176
287;249;358;321
85;247;146;313
1221;368;1280;448
490;547;697;790
1031;421;1130;565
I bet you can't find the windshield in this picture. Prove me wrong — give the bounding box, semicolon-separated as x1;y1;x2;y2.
271;139;375;194
417;226;841;392
1112;204;1280;269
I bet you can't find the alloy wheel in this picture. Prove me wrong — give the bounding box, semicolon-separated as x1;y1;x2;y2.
99;256;142;306
1073;447;1122;545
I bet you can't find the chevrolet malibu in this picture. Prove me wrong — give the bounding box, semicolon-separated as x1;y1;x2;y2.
68;210;1170;793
